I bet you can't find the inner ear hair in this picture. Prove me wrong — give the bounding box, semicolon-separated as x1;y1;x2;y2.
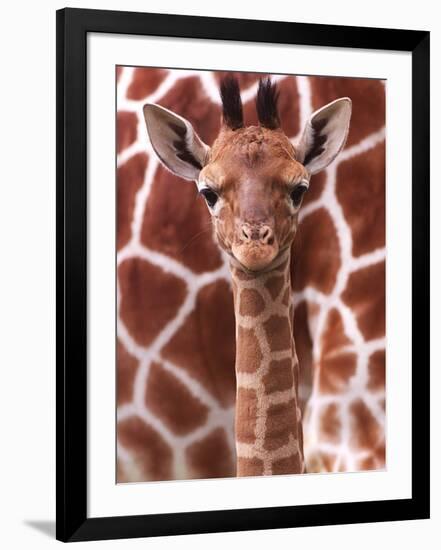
168;121;203;170
303;117;328;166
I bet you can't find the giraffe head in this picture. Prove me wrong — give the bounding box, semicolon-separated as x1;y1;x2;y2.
143;77;351;272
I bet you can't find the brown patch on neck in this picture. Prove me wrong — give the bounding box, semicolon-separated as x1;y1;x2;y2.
263;399;297;451
272;453;302;475
237;456;264;476
236;387;258;444
235;326;262;373
264;274;285;300
263;315;292;352
262;358;294;394
238;288;265;317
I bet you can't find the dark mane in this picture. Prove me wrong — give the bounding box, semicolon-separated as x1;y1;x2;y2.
220;76;244;130
256;78;280;129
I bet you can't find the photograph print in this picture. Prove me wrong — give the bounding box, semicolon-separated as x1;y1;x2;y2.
116;66;385;483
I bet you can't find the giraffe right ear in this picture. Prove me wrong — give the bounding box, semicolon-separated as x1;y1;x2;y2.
296;98;352;175
143;104;210;181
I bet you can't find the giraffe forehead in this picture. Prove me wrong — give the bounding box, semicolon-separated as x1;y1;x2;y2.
208;126;299;173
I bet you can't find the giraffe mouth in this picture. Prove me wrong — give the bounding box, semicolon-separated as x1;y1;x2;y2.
231;241;282;273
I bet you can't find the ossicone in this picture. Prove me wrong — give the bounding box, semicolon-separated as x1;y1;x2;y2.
220;76;244;130
256;78;280;129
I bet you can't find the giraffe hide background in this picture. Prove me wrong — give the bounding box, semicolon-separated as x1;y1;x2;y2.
116;67;386;482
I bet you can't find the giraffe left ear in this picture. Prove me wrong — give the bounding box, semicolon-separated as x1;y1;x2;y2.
296;98;352;175
143;103;210;181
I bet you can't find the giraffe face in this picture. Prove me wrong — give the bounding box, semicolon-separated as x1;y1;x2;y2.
198;126;309;272
143;77;351;272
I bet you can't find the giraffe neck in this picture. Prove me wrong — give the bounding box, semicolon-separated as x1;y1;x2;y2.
231;254;304;476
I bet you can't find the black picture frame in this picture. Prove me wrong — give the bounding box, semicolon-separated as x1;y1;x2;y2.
56;7;430;542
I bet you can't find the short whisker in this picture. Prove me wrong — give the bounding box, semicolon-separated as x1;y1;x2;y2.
179;226;213;253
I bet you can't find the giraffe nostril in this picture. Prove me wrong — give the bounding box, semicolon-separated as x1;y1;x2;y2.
259;225;273;245
242;226;251;240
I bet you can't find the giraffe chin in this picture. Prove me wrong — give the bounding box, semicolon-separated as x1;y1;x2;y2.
231;243;279;273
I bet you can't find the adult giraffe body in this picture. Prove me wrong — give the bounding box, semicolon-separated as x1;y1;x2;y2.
143;78;351;476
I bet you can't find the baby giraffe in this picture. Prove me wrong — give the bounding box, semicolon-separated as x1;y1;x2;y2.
143;77;351;476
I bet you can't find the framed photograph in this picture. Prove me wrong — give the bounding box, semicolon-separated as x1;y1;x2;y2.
56;7;430;542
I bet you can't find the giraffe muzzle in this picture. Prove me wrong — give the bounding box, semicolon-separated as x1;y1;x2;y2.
233;223;279;272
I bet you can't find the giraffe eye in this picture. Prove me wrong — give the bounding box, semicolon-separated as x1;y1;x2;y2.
200;188;218;208
290;183;308;207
